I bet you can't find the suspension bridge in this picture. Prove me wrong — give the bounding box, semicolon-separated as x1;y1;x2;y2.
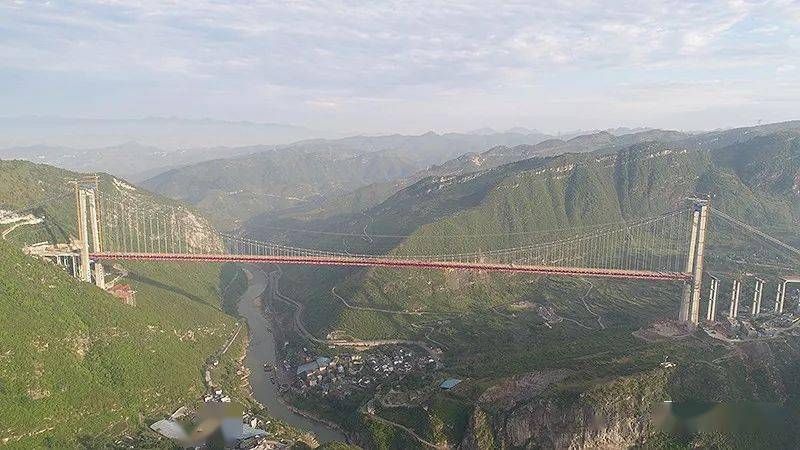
96;210;698;282
82;183;697;283
7;177;800;326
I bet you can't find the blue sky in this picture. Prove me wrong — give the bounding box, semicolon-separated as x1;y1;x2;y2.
1;0;799;134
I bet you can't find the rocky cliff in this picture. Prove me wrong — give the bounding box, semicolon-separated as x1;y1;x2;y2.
460;334;800;449
460;368;672;449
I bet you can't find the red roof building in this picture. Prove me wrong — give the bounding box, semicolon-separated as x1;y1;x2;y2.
108;284;136;306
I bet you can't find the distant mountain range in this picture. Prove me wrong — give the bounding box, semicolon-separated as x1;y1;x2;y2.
139;130;558;226
141;122;800;228
0;122;580;186
0;116;330;149
0;142;262;182
142;149;421;228
421;129;689;178
10;119;800;234
276;129;554;167
248;121;800;257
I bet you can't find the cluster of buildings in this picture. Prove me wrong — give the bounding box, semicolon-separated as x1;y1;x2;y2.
292;346;438;398
203;388;233;404
149;384;285;450
149;414;277;449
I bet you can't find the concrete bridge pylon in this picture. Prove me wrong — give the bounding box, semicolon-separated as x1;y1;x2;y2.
74;176;105;289
680;198;710;326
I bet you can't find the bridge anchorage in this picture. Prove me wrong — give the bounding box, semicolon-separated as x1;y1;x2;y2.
61;182;798;327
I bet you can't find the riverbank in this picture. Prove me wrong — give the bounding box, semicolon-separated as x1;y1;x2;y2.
237;264;346;443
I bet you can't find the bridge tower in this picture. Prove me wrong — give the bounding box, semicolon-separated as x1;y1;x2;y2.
74;176;105;288
679;198;710;325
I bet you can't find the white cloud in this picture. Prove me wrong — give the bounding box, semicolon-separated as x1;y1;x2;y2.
304;100;339;109
0;0;798;132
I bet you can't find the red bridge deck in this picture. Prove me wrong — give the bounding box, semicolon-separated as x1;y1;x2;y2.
91;252;691;281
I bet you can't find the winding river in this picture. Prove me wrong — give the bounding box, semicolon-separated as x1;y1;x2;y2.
236;264;345;443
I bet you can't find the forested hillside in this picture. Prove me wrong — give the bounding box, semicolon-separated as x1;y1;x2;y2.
0;160;235;448
142;149;420;228
145;129;685;229
329;129;800;326
140;129;573;228
421;129;688;178
0;240;234;447
0;159;219;251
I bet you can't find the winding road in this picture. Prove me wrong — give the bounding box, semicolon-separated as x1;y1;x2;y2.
364;401;449;449
265;266;442;359
1;215;42;240
579;280;605;329
330;286;446;316
361;211;374;243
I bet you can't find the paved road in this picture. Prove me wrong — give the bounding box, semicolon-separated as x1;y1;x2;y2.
361;211;374;243
267;266;442;360
1;215;41;239
330;286;444;316
365;401;449;449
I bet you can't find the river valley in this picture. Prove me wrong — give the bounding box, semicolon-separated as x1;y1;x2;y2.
236;264;346;443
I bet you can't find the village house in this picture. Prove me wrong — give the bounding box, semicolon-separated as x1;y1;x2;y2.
108;284;136;306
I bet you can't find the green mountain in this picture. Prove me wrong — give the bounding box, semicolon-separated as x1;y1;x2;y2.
146;129;689;229
242;124;800;447
142;149;421;228
0;160;237;448
228;131;679;231
0;239;234;448
422;129;688;178
324;128;800;326
141;130;563;228
0;159;219;250
246;124;790;231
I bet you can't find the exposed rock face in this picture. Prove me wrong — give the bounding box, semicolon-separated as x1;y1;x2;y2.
460;368;672;450
460;335;800;450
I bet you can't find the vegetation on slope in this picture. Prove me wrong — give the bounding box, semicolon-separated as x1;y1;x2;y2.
142;149;421;228
0;159;242;447
220;263;248;316
0;240;235;447
0;159;218;252
245;128;800;447
247;129;800;349
336;132;800;319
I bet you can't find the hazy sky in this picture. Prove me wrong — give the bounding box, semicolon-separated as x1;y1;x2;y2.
2;0;799;134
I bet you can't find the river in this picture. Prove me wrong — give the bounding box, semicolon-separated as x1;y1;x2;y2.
236;264;346;443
